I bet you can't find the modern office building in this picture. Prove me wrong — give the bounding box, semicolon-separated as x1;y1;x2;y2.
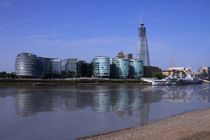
136;22;150;66
15;53;43;77
130;59;144;78
51;58;61;74
61;58;77;76
111;58;130;79
92;56;110;77
15;53;61;77
77;60;92;77
43;58;61;75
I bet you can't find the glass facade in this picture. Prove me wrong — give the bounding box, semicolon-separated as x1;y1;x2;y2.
136;24;150;66
61;58;77;74
15;53;42;77
15;53;61;77
111;58;130;79
42;58;61;75
92;56;110;77
130;59;144;78
51;58;61;74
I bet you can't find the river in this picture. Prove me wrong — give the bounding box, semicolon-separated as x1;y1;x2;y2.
0;84;210;140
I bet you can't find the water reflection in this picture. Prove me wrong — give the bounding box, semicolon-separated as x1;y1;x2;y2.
0;84;210;118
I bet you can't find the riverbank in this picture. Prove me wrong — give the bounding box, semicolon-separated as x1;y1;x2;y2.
0;78;150;86
79;109;210;140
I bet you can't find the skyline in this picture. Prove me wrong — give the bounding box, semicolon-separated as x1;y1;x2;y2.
0;0;210;72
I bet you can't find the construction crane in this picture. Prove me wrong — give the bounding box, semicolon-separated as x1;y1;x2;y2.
169;53;174;68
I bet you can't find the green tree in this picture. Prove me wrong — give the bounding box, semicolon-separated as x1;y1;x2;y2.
152;72;163;79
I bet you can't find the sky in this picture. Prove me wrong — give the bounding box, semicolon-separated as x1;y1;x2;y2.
0;0;210;72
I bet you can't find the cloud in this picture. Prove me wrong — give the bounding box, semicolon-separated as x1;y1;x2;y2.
0;0;11;8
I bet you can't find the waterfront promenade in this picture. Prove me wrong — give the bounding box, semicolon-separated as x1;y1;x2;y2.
80;108;210;140
0;78;150;85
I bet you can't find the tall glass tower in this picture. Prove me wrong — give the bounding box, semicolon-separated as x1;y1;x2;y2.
136;23;150;66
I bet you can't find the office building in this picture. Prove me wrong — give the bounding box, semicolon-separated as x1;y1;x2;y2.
77;60;92;77
111;58;130;79
43;58;61;75
130;59;144;78
61;58;77;76
92;56;110;77
136;22;150;66
15;53;61;77
15;53;43;77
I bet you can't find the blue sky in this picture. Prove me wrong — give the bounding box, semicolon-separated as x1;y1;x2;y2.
0;0;210;72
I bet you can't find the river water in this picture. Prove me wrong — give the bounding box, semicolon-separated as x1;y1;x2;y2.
0;83;210;140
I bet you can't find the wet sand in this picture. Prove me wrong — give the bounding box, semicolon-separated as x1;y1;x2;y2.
79;109;210;140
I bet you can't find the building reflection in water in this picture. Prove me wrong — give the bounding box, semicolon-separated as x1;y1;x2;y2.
92;87;111;113
13;84;210;122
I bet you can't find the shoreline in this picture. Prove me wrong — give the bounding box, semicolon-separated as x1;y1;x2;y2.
0;79;151;86
79;108;210;140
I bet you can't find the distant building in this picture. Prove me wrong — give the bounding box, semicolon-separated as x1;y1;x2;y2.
130;59;144;78
61;58;77;77
77;60;92;77
197;67;210;80
124;53;133;60
136;22;150;66
144;66;161;77
111;58;130;79
116;50;124;59
162;67;191;78
92;56;110;78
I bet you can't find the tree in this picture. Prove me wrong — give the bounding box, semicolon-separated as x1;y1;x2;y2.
0;71;7;78
152;72;163;79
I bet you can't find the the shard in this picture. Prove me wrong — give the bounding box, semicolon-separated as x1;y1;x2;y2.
136;22;150;66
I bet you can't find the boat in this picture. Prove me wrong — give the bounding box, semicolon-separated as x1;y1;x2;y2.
142;74;202;86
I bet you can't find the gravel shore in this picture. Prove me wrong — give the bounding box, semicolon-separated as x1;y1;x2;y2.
79;109;210;140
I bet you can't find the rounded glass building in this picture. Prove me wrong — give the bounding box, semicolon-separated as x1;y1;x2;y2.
15;53;40;77
111;58;130;79
130;59;144;78
92;56;110;77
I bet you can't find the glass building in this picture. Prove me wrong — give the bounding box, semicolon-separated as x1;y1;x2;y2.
15;53;61;77
43;58;61;75
136;23;150;66
111;58;130;79
130;59;144;78
61;58;77;76
51;58;61;74
15;53;42;77
92;56;110;78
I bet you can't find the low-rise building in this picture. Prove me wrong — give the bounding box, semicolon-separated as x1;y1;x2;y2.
162;67;191;78
197;67;210;80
